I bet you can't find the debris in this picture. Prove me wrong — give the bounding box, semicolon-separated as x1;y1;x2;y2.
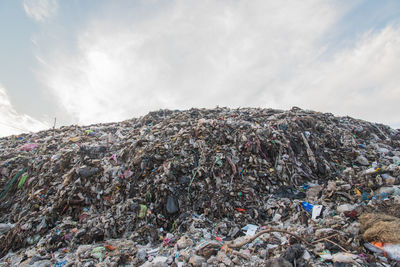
177;236;193;249
311;205;323;220
19;143;38;151
356;155;369;166
282;243;304;262
226;227;313;249
0;224;14;234
332;252;356;263
265;258;293;267
365;242;400;261
166;195;179;214
188;255;206;267
360;213;400;243
0;107;399;265
337;204;356;214
242;224;258;236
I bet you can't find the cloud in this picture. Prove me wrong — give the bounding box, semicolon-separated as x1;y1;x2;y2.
37;0;400;128
39;0;344;124
0;85;48;137
282;25;400;127
23;0;58;22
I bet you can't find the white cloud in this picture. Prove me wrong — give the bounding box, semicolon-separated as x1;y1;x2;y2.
281;25;400;127
0;85;48;137
23;0;58;22
40;0;344;124
37;0;400;128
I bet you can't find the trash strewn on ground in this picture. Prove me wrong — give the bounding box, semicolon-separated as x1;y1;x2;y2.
1;107;400;266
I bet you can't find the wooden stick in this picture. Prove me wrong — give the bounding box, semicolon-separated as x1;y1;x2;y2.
52;117;56;137
226;228;313;249
312;233;339;244
320;238;349;253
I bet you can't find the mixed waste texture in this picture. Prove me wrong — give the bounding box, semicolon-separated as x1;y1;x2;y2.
1;107;400;266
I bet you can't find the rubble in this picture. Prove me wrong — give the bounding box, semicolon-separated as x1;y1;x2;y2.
0;107;400;266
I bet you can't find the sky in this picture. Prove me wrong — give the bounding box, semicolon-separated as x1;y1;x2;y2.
0;0;400;137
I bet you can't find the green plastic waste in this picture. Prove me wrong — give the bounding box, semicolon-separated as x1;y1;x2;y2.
18;173;28;189
215;156;223;167
91;246;105;262
0;168;27;200
139;204;147;218
26;234;41;245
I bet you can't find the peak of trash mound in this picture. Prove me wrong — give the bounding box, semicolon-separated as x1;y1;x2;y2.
1;107;400;266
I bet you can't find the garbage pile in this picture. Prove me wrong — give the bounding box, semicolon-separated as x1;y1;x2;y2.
1;107;400;266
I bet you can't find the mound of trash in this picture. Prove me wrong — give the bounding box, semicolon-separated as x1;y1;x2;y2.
1;107;400;266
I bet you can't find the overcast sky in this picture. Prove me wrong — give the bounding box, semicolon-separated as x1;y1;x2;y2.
1;0;400;137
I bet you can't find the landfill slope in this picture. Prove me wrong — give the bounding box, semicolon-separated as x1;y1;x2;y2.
1;107;400;266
